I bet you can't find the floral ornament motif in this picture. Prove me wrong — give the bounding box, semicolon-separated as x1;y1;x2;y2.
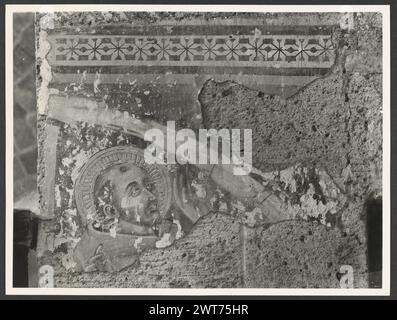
178;37;199;61
224;38;242;61
269;38;287;62
134;38;159;61
57;38;81;61
85;38;104;61
247;37;271;61
201;38;218;61
317;37;335;62
155;38;172;61
107;38;136;60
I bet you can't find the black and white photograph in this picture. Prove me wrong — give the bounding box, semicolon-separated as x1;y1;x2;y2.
5;4;391;296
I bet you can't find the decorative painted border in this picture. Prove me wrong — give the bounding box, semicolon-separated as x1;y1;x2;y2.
48;34;335;68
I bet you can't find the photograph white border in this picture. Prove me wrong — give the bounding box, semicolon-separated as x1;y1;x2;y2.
5;4;391;296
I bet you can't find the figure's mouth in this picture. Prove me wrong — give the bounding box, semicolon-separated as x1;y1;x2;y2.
141;199;161;228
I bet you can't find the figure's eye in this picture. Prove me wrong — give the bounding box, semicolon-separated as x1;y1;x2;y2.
142;177;154;191
126;181;141;197
119;166;129;173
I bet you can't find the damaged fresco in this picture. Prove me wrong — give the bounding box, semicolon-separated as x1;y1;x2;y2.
33;11;382;288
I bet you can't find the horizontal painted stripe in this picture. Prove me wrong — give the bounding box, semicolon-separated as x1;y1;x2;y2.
49;81;305;99
48;59;334;69
49;24;337;36
51;65;332;76
52;73;318;87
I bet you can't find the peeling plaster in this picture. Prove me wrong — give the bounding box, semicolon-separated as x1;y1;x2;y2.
37;30;52;115
339;12;355;31
155;233;172;249
173;219;184;240
134;237;143;251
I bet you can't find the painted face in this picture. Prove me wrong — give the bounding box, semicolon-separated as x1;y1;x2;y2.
119;167;158;225
95;163;161;229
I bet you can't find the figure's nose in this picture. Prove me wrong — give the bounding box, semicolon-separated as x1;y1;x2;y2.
142;188;155;200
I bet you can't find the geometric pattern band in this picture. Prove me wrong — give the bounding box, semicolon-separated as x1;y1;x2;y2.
49;34;335;68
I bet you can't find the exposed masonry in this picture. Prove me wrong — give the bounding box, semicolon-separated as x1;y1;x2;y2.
198;30;348;286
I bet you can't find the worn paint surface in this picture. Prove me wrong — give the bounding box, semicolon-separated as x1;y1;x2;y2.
35;12;382;287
